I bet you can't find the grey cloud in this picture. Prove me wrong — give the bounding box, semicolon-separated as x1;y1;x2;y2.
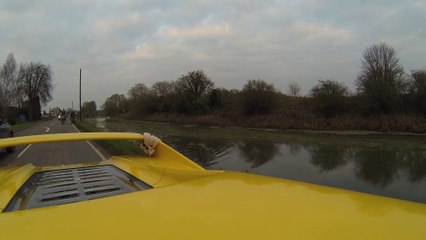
0;0;424;109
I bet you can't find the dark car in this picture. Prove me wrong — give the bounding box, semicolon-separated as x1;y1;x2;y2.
0;119;15;153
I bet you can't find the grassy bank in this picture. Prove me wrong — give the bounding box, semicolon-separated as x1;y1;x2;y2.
11;121;34;132
74;120;145;155
127;112;426;134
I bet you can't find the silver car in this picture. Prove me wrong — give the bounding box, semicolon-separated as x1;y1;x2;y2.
0;120;15;153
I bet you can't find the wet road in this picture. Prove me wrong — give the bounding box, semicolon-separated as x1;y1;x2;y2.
0;119;106;167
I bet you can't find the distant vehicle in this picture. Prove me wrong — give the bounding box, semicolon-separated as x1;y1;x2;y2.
58;114;67;124
0;119;15;153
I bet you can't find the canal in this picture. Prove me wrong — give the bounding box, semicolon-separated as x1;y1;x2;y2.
91;118;426;203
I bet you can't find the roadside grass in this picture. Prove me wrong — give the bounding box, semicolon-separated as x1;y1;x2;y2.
12;121;34;132
74;120;145;155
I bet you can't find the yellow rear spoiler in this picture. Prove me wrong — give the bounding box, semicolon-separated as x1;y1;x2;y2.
0;132;144;147
0;132;204;170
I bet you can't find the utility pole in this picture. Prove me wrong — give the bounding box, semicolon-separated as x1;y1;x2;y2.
79;68;82;121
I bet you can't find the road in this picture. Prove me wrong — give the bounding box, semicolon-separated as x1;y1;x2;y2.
0;119;106;167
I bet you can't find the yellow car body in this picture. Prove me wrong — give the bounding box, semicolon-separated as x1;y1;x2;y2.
0;132;425;239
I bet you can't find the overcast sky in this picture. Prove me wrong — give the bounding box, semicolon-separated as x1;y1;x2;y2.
1;0;425;110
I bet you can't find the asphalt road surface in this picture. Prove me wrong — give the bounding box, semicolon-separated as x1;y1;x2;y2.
0;119;106;167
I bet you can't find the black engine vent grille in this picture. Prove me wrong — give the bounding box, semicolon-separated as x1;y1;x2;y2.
4;165;151;212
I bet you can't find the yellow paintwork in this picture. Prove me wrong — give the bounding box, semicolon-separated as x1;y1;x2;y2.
0;132;426;239
0;132;145;147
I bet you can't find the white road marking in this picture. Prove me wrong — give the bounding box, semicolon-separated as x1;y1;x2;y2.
44;127;50;133
71;123;107;161
86;140;107;161
17;144;32;159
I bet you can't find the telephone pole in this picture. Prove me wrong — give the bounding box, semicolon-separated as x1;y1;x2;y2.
79;68;82;121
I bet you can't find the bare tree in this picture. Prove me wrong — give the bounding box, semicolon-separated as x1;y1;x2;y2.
310;79;349;118
241;79;278;115
356;42;404;113
0;53;18;118
128;83;149;101
287;81;301;96
176;70;214;99
127;83;150;115
18;62;54;120
175;70;214;114
409;69;426;114
151;80;176;97
81;101;97;118
102;94;127;116
410;70;426;92
150;80;177;113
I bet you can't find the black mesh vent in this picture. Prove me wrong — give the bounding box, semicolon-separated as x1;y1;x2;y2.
4;165;151;212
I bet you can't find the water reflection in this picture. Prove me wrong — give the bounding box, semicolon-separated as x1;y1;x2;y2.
94;118;426;203
163;136;235;168
237;142;278;169
353;150;402;187
288;143;301;155
404;151;426;183
308;145;348;173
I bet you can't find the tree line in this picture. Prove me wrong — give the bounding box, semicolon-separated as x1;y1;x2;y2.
0;53;54;121
101;42;425;130
102;69;286;117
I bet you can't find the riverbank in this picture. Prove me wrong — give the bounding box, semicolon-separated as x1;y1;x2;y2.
74;120;145;155
113;112;426;135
